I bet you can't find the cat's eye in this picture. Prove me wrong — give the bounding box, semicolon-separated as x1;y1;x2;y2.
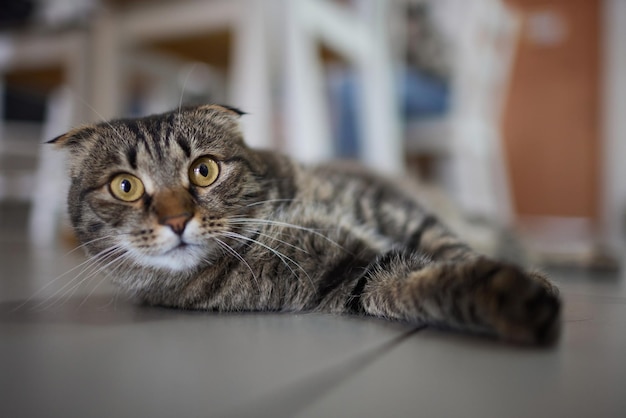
189;156;219;187
109;173;145;202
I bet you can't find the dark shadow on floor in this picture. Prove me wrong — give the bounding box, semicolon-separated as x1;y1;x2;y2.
0;295;191;326
220;326;425;418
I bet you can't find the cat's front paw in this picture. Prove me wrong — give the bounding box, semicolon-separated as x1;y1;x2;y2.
474;259;562;346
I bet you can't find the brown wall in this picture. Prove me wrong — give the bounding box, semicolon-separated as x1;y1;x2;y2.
503;0;601;220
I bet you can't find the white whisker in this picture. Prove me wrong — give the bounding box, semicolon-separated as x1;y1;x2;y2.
52;249;128;311
228;217;345;250
13;245;122;312
177;64;196;121
77;252;133;309
244;199;300;208
234;226;309;254
62;233;128;257
218;231;314;288
212;237;260;290
30;246;125;311
72;94;127;144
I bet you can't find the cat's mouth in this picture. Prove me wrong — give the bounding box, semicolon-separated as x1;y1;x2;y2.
137;240;208;272
124;231;211;271
166;241;192;254
162;240;206;258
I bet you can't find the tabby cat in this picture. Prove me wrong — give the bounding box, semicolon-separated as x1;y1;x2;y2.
51;104;561;345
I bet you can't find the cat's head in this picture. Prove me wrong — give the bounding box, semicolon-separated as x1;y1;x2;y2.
51;105;268;274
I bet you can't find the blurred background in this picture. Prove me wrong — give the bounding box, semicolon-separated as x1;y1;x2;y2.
0;0;624;271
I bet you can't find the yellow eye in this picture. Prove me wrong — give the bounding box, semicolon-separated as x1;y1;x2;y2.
109;173;145;202
189;156;219;187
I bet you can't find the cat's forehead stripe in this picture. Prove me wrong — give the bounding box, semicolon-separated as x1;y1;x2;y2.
152;117;168;161
127;146;138;170
176;136;191;158
125;120;153;158
126;118;175;163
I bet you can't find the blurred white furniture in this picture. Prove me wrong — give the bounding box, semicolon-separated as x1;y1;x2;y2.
0;0;403;245
110;0;403;171
93;0;275;149
405;0;519;225
0;31;88;245
282;0;403;172
601;0;626;257
30;87;75;246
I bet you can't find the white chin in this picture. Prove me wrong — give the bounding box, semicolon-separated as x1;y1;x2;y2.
136;245;207;272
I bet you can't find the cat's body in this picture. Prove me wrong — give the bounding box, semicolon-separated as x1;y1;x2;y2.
53;105;561;345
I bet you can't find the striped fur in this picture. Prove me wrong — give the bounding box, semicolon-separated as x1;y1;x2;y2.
53;105;561;345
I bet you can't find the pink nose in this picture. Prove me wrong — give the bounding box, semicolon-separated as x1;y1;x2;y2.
160;213;192;235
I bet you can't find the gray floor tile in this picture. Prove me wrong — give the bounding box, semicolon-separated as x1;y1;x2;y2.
1;227;625;417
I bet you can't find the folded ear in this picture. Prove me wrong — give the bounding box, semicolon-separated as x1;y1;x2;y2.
47;133;70;145
196;104;246;117
46;125;96;149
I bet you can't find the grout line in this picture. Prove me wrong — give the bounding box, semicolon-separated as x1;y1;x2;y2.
220;326;426;418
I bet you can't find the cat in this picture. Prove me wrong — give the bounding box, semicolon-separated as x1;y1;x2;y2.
50;104;561;345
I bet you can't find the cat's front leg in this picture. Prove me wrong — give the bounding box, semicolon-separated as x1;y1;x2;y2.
349;253;561;345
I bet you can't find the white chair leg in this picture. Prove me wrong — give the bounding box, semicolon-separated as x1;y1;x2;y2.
283;0;333;164
357;1;403;174
0;77;5;151
89;7;121;122
228;0;274;150
29;87;74;247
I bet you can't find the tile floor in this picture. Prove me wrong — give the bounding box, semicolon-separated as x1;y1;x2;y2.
1;203;625;418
